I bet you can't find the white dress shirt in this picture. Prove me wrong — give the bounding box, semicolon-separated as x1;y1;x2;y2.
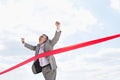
39;44;49;67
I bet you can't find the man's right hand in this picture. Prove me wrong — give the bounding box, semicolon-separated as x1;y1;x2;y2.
21;38;25;44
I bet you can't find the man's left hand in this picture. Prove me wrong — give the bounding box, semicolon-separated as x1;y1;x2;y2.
55;21;60;29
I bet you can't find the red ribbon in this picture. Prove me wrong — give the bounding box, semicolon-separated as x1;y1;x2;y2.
0;34;120;75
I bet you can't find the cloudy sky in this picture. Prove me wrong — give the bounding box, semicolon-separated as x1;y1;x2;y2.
0;0;120;80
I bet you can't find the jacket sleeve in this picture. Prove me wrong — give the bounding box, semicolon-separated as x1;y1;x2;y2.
51;31;61;46
24;43;36;51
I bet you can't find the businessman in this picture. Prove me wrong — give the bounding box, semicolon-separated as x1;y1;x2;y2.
21;21;61;80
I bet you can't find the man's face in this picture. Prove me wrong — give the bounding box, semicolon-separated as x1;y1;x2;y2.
39;34;47;44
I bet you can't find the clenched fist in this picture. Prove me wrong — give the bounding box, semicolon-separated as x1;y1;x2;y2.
21;38;25;44
55;21;60;29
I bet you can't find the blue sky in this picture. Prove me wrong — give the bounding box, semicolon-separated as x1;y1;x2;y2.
0;0;120;80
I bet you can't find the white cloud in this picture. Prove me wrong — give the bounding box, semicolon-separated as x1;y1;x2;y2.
0;44;120;80
0;0;98;43
0;55;31;62
0;0;102;80
0;44;6;50
0;54;33;74
110;0;120;12
56;47;120;80
94;48;120;58
72;7;97;31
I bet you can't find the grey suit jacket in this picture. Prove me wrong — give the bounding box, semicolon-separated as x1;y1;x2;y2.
24;31;61;72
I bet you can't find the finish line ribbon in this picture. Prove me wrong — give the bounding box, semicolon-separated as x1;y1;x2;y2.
0;34;120;75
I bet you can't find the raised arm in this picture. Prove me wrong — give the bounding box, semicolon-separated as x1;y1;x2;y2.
51;21;61;46
21;38;36;51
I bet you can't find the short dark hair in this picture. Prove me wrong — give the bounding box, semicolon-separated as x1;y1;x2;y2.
42;34;48;41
